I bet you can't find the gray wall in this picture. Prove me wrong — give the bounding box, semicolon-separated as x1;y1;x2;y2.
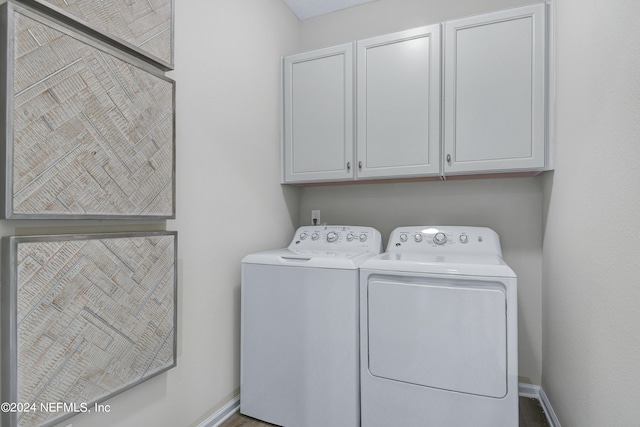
296;0;545;386
542;0;640;425
297;0;640;425
9;1;301;426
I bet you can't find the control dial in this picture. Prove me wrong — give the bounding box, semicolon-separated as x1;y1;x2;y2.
399;234;408;242
346;233;355;242
327;232;339;243
459;234;469;244
299;232;308;240
414;234;423;243
359;234;368;242
433;232;447;245
311;233;319;241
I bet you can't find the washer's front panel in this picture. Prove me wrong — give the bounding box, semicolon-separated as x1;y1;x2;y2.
241;264;359;427
367;276;507;398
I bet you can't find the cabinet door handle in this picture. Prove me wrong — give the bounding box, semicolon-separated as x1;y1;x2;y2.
446;154;451;164
358;161;362;171
347;161;351;171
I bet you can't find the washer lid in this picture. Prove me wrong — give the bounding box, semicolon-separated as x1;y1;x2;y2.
242;225;383;269
361;252;516;278
242;248;376;269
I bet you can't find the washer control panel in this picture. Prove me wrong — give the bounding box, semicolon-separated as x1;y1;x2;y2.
290;225;382;252
387;226;502;256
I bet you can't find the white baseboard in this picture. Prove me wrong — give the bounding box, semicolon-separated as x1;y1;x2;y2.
519;382;541;398
538;387;561;427
197;395;240;427
519;383;561;427
201;386;559;427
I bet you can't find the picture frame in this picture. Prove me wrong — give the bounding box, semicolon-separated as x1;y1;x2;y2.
1;231;178;427
1;1;176;219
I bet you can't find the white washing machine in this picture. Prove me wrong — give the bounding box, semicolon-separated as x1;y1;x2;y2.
241;225;382;427
360;226;518;427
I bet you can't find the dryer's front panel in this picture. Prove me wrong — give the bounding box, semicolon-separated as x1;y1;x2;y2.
367;276;507;398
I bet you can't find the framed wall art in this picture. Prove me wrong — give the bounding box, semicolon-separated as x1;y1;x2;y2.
1;231;178;427
1;1;176;219
18;0;174;69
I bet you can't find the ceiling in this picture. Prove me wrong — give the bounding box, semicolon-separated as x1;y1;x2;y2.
283;0;378;20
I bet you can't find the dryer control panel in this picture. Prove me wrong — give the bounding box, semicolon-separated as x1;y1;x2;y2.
387;226;503;256
289;225;382;253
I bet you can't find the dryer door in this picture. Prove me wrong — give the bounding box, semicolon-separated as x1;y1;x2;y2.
366;277;507;398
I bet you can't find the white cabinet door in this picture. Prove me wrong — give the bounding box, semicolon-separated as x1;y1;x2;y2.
443;3;547;175
357;25;441;179
283;44;354;183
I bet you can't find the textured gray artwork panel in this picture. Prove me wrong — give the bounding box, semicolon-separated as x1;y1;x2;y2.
3;232;177;427
5;7;175;218
35;0;173;66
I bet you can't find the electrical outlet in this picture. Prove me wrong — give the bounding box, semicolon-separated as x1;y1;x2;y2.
311;210;320;225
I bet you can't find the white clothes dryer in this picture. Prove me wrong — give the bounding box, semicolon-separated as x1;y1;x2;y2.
360;226;518;427
241;225;382;427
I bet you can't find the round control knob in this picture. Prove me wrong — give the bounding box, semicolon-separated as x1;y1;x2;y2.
414;234;423;243
459;234;469;244
311;233;319;241
433;232;447;245
327;232;339;243
399;234;408;242
359;234;368;242
346;233;355;242
300;232;308;240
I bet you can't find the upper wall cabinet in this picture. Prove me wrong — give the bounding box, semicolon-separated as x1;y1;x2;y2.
283;43;354;183
357;25;441;180
282;27;441;184
443;3;547;175
282;2;552;185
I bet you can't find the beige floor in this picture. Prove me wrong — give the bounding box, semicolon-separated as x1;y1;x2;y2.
221;396;550;427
